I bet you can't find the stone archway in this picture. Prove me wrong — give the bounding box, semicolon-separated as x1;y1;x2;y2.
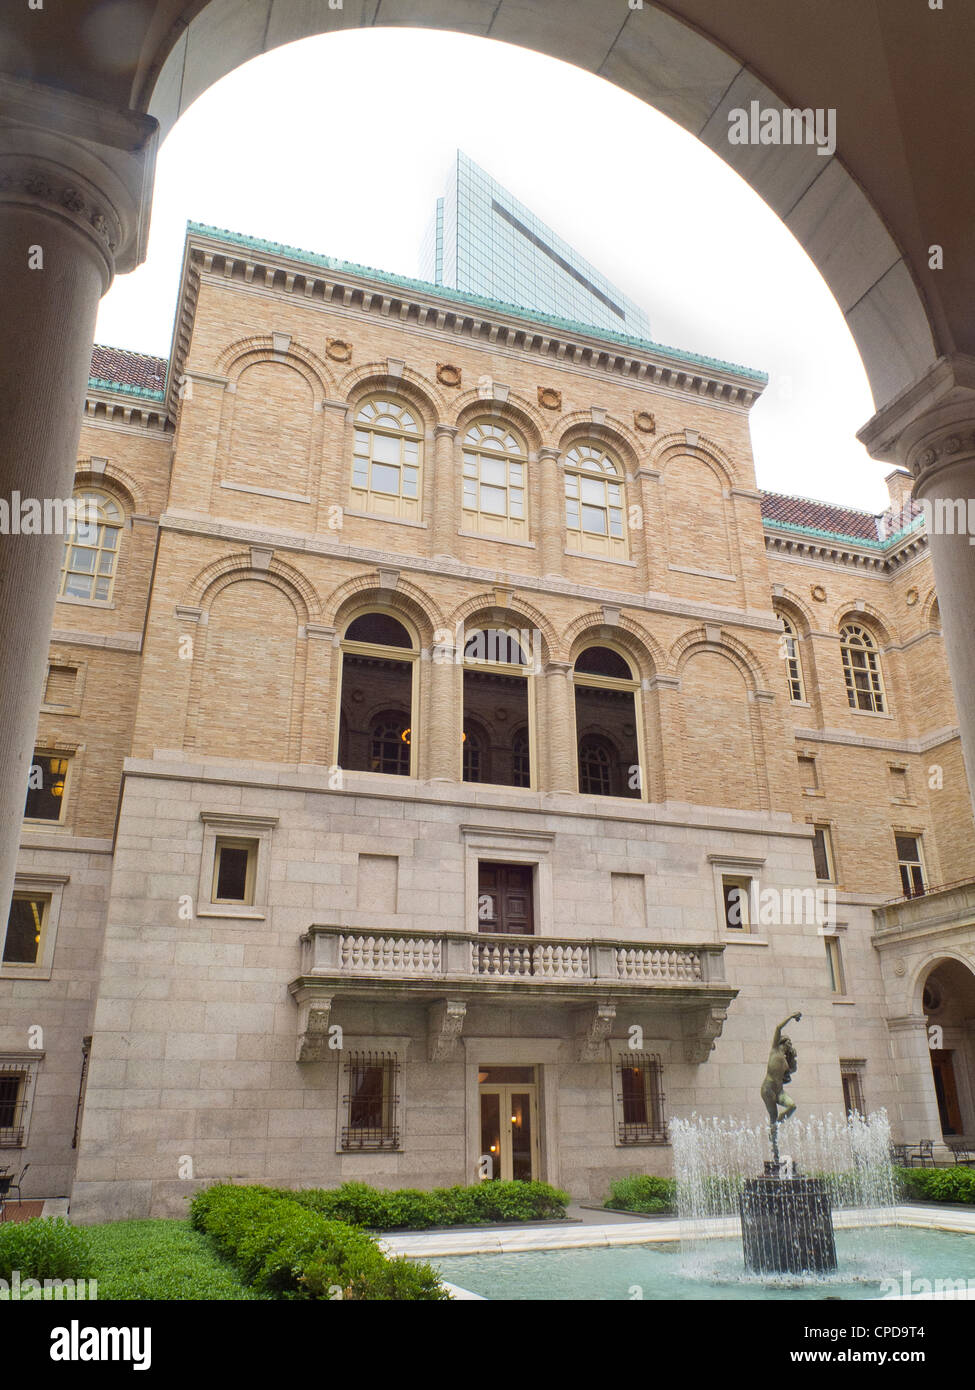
920;958;975;1142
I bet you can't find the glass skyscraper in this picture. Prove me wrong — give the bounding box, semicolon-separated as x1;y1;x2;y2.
419;151;653;340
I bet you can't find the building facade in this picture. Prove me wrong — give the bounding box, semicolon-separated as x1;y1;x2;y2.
3;223;974;1221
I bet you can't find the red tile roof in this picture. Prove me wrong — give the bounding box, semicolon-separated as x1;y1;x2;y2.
89;345;168;394
761;491;882;541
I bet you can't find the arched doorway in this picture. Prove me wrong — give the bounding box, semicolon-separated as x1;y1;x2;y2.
920;958;975;1140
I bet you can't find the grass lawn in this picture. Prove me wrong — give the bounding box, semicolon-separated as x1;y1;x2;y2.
84;1219;261;1300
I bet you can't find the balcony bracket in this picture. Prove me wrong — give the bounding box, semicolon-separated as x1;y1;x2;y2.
576;1001;617;1062
428;999;467;1062
294;989;334;1062
682;1003;729;1064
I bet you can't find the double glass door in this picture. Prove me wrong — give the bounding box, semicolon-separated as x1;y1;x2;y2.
479;1066;538;1181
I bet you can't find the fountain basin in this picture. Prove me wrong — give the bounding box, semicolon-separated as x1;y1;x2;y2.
740;1175;837;1274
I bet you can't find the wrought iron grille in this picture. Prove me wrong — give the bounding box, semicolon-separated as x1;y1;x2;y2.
341;1051;400;1151
616;1051;666;1144
0;1071;27;1148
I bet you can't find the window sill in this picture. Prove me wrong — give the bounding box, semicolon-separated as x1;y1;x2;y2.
802;789;826;797
22;818;67;830
344;507;427;529
457;528;536;549
564;549;636;567
196;907;266;920
56;595;115;610
848;708;893;720
722;934;769;946
0;967;52;981
831;995;856;1006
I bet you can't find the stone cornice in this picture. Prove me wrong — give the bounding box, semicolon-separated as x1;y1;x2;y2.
763;522;927;573
165;226;766;421
794;724;961;755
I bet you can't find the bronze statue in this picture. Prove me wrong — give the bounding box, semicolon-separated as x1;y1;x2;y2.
761;1012;802;1164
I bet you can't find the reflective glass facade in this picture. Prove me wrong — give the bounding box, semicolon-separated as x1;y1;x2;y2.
419;151;653;339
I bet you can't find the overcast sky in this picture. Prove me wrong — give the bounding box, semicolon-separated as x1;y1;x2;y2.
96;28;894;512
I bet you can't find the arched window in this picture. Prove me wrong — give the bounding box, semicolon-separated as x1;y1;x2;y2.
462;627;534;788
564;443;627;559
573;645;642;799
461;420;528;540
59;490;123;601
351;397;423;520
777;612;805;703
840;622;886;713
338;612;418;775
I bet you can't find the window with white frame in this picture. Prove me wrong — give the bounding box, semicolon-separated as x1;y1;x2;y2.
564;442;627;559
825;934;846;994
1;874;68;980
812;824;835;881
840;622;887;713
59;489;123;602
462;420;529;541
351;397;423;520
895;833;926;898
722;875;753;931
24;750;71;823
778;612;805;702
197;813;276;918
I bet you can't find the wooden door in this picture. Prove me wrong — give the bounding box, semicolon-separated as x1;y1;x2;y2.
477;862;534;935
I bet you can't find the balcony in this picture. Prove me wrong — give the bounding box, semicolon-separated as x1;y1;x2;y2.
873;877;975;940
289;925;736;1065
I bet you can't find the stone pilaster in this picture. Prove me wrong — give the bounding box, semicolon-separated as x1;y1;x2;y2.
542;660;575;792
0;77;157;920
424;641;462;782
431;424;458;555
537;447;563;576
858;355;975;814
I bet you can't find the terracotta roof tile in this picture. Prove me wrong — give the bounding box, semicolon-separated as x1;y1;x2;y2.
89;345;168;394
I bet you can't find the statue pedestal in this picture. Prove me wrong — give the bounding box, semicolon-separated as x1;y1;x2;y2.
740;1176;837;1275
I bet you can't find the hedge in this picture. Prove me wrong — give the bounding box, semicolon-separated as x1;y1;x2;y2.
289;1179;570;1230
896;1165;975;1204
189;1185;449;1300
0;1217;91;1282
604;1175;677;1214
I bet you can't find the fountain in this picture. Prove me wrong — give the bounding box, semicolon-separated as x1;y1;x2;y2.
671;1012;898;1283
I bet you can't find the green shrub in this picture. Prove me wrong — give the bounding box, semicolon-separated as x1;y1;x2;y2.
896;1166;975;1204
604;1175;677;1214
290;1178;569;1229
0;1217;91;1281
189;1184;449;1300
84;1219;259;1300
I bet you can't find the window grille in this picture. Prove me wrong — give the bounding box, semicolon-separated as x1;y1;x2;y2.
616;1052;666;1144
342;1051;400;1151
0;1071;28;1148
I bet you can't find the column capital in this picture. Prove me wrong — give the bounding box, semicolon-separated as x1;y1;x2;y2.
434;423;458;439
0;74;158;284
544;659;573;677
857;353;975;493
537;446;561;462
